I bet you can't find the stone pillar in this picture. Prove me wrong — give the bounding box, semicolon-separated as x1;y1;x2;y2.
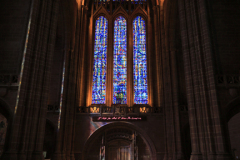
156;0;184;159
178;0;232;159
78;5;89;107
52;3;84;160
1;0;60;160
153;5;162;107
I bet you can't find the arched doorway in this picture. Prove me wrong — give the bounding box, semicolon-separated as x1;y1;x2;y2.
83;122;156;160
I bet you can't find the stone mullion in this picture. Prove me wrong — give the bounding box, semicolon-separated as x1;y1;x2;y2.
108;17;113;107
198;0;232;159
128;16;133;107
178;0;202;158
152;6;161;107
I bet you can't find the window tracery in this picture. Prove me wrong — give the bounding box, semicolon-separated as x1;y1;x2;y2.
89;0;151;107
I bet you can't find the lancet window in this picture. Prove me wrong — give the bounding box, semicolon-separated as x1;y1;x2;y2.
88;0;150;107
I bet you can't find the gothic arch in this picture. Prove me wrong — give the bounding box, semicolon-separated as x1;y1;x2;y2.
83;0;158;10
82;122;157;160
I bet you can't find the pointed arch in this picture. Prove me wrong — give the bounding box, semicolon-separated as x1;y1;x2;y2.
82;122;157;160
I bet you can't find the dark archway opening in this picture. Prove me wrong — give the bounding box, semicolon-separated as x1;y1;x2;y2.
228;108;240;159
43;120;56;159
83;122;156;160
182;124;191;160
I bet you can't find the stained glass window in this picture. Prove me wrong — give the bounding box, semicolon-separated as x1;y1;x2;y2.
113;16;127;104
133;16;148;104
92;16;108;104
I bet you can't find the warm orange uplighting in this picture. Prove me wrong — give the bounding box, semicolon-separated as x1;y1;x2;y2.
90;106;100;113
76;0;84;8
140;106;149;113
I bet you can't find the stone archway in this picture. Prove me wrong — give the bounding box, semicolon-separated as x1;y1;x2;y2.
82;122;157;160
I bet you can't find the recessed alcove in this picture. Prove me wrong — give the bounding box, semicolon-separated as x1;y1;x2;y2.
82;122;154;160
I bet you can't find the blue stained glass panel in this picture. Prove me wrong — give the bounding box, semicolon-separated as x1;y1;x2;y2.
113;16;127;104
92;16;108;104
133;16;148;104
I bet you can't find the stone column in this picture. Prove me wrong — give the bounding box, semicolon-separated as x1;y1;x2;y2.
159;0;184;159
178;0;232;159
78;6;89;106
52;3;85;160
1;0;60;159
153;5;162;107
